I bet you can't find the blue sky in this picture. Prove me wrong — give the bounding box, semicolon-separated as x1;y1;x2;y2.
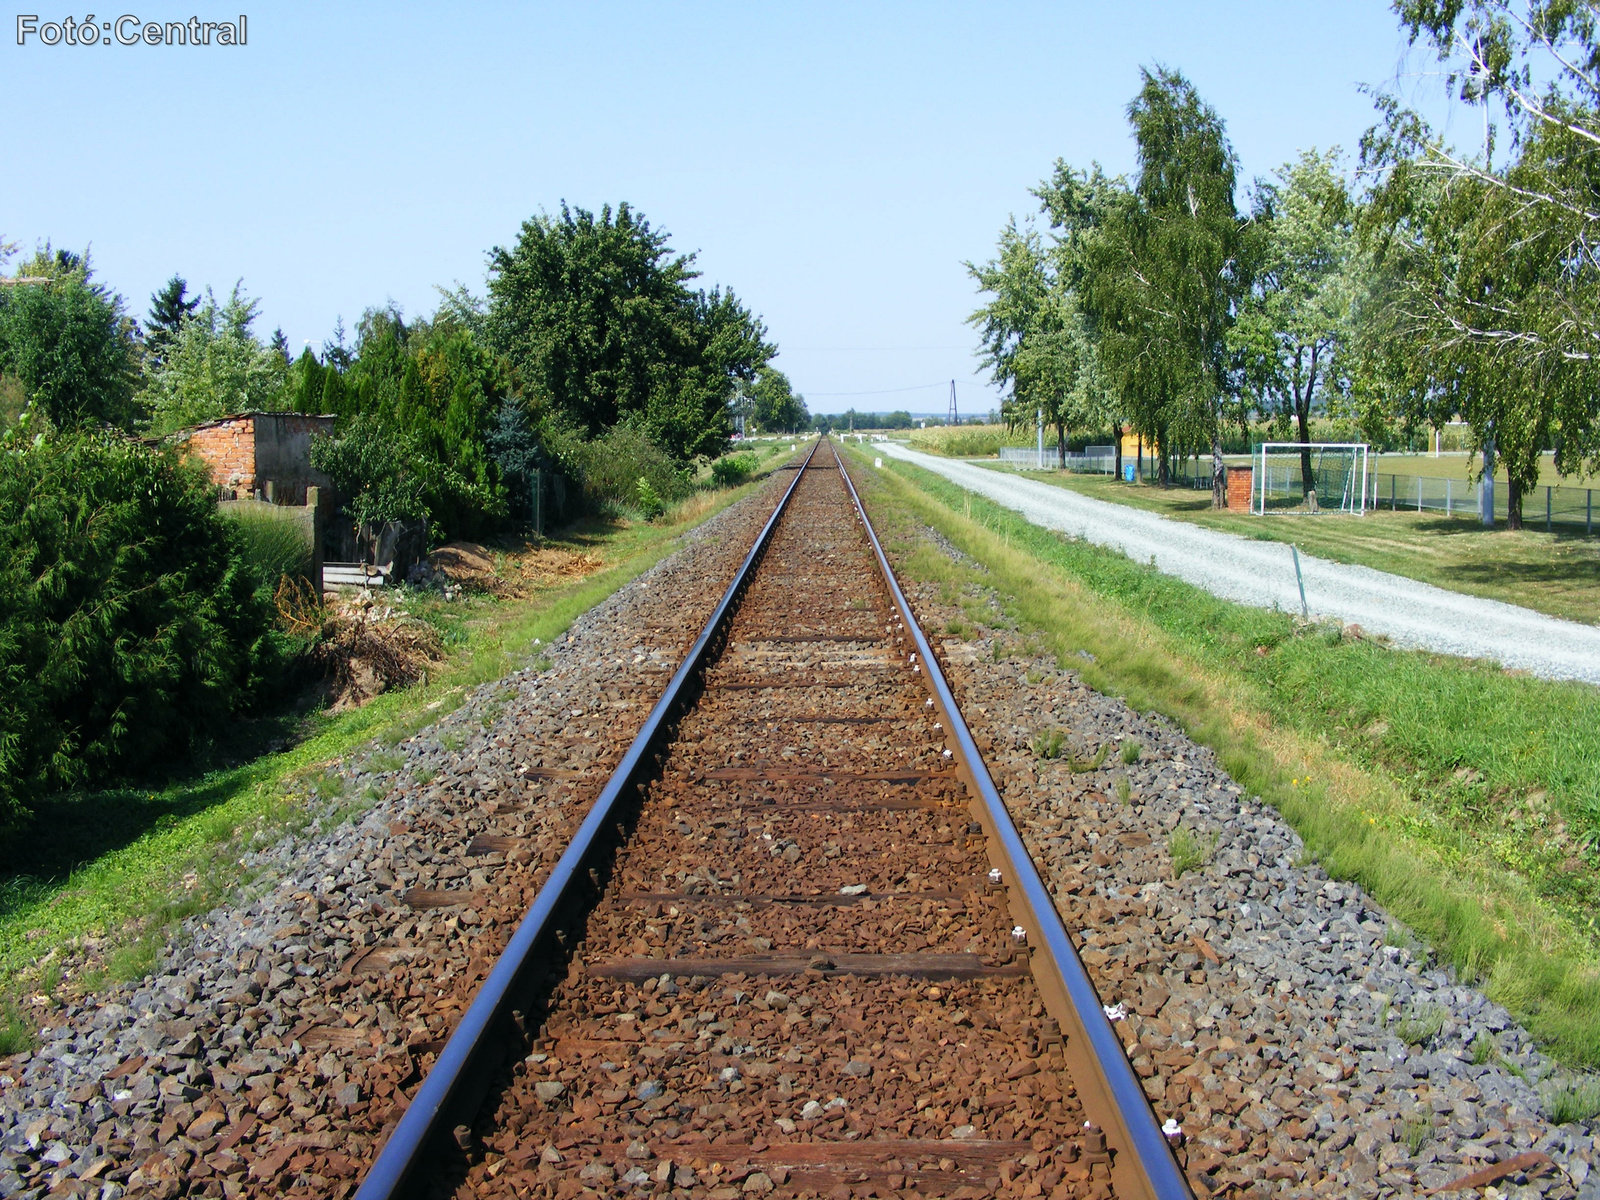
5;2;1456;414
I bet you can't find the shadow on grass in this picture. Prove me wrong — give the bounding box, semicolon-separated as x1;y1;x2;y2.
0;701;321;913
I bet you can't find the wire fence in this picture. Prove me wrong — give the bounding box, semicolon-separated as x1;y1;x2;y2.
997;445;1116;472
1368;472;1597;533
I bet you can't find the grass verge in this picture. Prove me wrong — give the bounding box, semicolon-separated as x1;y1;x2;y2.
0;472;774;1047
980;465;1600;627
848;445;1600;1066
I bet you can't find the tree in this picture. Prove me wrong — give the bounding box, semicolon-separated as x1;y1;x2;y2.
969;168;1122;460
1359;1;1600;516
751;367;808;432
485;202;773;461
1364;135;1599;527
1232;148;1361;495
0;248;139;430
1084;68;1249;503
144;275;199;370
141;284;289;433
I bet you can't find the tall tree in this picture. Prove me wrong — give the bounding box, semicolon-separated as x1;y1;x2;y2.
1232;148;1360;496
0;248;139;430
144;275;199;370
751;367;808;432
1361;0;1600;522
485;202;773;461
1085;68;1249;503
141;284;289;433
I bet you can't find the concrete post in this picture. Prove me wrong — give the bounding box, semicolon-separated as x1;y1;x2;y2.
307;486;325;595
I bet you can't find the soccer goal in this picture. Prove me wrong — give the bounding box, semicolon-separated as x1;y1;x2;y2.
1252;443;1369;516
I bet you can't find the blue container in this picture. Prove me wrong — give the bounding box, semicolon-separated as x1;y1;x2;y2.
1124;463;1136;483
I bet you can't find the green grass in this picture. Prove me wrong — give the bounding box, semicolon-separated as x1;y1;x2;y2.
0;473;773;1029
1169;826;1215;880
994;468;1600;626
1031;729;1066;760
1544;1077;1600;1124
1396;1003;1448;1047
847;444;1600;1065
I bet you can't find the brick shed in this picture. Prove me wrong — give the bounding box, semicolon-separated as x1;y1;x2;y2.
181;412;336;504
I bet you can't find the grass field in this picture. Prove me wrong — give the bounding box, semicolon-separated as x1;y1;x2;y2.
848;445;1600;1066
992;468;1600;627
0;468;780;1049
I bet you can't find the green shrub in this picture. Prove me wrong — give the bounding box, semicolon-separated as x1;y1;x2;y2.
0;431;277;821
710;452;758;488
635;477;665;520
565;421;687;515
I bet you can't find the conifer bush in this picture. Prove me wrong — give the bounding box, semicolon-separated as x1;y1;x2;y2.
0;430;277;820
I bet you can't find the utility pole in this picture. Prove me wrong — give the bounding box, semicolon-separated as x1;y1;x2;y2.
1037;407;1044;470
947;380;958;426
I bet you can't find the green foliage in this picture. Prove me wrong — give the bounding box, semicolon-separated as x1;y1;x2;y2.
968;195;1115;454
635;476;665;520
143;275;199;372
1232;148;1363;492
142;284;289;434
303;307;509;540
750;367;808;433
1085;68;1248;495
485;202;773;461
1362;2;1600;525
0;251;138;430
710;452;758;488
555;419;687;517
0;431;277;821
1121;739;1142;764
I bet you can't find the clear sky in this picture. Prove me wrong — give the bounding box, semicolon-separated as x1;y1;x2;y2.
5;2;1454;415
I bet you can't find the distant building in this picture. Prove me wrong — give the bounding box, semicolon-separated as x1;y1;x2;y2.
179;411;336;504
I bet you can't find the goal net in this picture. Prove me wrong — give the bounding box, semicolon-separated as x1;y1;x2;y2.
1252;443;1369;516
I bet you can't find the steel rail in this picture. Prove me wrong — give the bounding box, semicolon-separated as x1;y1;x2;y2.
833;439;1193;1200
355;436;822;1200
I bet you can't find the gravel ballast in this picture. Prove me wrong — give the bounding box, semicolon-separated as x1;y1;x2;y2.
0;475;794;1199
2;451;1595;1200
877;444;1600;687
896;522;1600;1198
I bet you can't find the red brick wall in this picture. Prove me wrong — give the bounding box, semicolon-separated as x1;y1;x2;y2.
1226;465;1254;510
183;417;257;497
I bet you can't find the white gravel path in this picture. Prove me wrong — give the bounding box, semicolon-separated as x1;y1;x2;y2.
879;442;1600;686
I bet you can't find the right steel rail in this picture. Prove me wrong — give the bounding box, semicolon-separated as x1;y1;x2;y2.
835;439;1194;1200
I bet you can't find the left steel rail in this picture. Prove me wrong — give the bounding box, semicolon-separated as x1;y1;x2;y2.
354;437;822;1200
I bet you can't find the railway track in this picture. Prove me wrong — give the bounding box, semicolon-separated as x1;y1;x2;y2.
357;438;1188;1200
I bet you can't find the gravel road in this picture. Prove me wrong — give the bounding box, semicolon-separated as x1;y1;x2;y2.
878;444;1600;687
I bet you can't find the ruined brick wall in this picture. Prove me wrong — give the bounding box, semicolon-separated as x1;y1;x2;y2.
1226;465;1254;510
182;416;257;497
252;412;335;505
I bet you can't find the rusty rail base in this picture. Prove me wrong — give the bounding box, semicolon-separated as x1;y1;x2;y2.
834;440;1193;1200
353;438;821;1200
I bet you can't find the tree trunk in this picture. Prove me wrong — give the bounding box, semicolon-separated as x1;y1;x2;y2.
1211;431;1226;509
1114;425;1123;482
1157;433;1170;487
1296;404;1314;503
1507;477;1523;530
